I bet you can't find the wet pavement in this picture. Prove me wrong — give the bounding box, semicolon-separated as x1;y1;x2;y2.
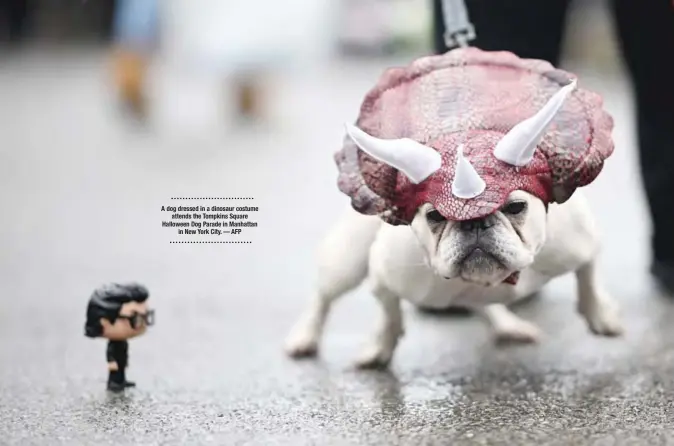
1;47;674;445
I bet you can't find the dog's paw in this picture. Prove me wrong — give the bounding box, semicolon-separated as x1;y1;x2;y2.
583;303;624;337
283;326;319;358
354;343;394;369
493;319;542;344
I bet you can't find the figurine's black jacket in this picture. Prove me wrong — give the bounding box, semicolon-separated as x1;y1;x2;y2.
106;340;128;369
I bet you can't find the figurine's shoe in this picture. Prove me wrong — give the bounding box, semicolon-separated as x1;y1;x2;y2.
123;381;136;388
107;381;126;392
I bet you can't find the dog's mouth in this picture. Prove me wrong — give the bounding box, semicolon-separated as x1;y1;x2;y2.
454;246;518;285
459;246;504;268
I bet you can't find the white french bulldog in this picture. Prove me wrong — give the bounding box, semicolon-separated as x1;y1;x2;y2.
284;80;624;369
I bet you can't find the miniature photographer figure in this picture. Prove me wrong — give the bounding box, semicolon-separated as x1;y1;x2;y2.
84;283;154;392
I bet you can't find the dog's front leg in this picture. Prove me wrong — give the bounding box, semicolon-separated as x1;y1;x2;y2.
575;260;624;336
355;280;404;369
479;304;542;344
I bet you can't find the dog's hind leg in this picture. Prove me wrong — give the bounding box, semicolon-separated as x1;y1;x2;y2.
284;210;382;358
479;304;542;344
575;260;624;336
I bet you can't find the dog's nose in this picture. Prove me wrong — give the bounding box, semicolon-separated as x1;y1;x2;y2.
459;217;494;232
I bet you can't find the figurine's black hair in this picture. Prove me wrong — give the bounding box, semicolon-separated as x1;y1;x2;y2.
84;283;149;338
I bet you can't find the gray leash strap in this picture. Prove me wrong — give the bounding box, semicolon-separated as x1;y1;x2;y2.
441;0;476;49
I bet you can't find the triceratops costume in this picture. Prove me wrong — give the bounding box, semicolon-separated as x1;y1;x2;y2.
335;46;614;226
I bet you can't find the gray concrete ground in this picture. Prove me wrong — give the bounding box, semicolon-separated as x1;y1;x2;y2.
1;46;674;445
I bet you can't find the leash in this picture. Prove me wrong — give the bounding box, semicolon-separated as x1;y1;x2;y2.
441;0;476;49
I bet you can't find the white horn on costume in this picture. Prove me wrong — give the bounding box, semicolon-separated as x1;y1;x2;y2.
451;144;486;199
344;123;442;184
493;78;577;167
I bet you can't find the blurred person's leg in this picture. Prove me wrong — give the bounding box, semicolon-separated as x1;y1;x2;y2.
112;49;148;116
610;0;674;294
111;0;158;118
1;0;29;43
432;0;572;65
427;0;571;315
232;71;265;122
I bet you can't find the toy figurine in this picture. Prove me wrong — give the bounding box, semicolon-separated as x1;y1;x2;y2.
84;283;154;392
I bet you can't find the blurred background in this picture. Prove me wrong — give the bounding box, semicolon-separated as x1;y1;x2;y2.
0;0;624;128
0;0;623;126
1;0;669;444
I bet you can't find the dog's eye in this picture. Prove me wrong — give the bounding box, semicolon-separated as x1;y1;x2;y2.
426;210;446;223
502;201;527;215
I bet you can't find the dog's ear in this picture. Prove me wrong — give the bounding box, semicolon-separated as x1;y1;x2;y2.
335;122;441;223
544;88;614;203
489;78;614;204
343;123;442;185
